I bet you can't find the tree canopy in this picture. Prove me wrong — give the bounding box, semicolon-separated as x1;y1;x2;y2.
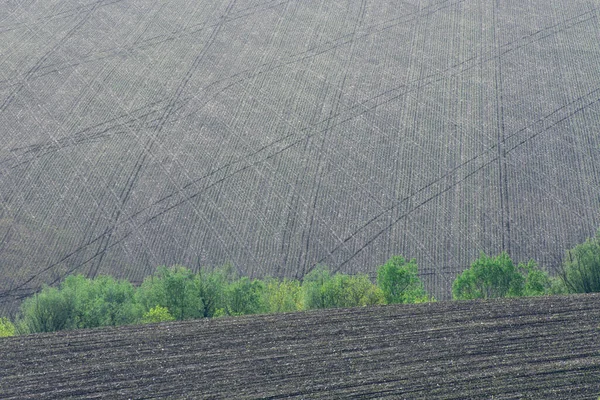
452;252;552;300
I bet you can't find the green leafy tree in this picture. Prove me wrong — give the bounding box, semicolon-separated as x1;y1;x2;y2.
302;266;335;309
224;277;266;316
303;267;384;309
520;260;552;296
0;317;15;337
17;275;140;333
141;306;175;323
376;256;429;304
333;274;385;307
17;285;76;333
136;266;203;320
560;230;600;293
194;265;232;318
263;278;303;313
61;275;139;328
452;252;551;300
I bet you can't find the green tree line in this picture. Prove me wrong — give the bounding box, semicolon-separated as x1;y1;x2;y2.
3;255;429;335
1;228;599;337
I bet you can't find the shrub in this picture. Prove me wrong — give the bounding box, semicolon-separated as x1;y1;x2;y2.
136;266;203;321
18;286;76;333
224;277;266;316
452;252;551;300
303;267;384;309
263;278;303;313
377;256;429;304
141;306;175;323
560;229;600;293
0;317;15;337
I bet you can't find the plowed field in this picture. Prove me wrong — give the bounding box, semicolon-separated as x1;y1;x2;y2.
1;294;599;398
1;0;600;310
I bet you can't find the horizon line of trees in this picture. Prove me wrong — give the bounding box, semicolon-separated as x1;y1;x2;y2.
1;228;598;337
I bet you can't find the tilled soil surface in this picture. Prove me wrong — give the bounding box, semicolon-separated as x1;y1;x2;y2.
2;0;600;309
1;294;599;399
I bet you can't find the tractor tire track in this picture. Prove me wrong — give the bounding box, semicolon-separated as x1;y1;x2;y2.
493;0;511;255
23;18;600;291
317;85;600;270
2;0;598;301
298;0;367;276
88;0;238;278
4;23;598;301
0;0;124;112
5;2;591;172
0;0;125;34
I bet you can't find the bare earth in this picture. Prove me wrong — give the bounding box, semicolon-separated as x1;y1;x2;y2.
1;293;599;399
1;0;600;311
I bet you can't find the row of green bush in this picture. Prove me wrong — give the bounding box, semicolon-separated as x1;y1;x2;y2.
1;229;598;337
1;255;428;335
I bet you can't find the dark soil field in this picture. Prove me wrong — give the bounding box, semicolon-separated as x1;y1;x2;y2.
1;294;599;399
1;0;600;311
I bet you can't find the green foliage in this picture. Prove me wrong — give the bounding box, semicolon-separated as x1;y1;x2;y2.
263;278;303;313
548;277;569;295
560;230;600;293
18;285;76;333
62;275;139;328
195;265;232;318
224;277;266;316
302;267;384;310
141;306;175;323
302;266;333;309
0;317;15;337
136;266;203;321
376;256;429;304
17;275;139;333
519;260;552;296
452;252;551;300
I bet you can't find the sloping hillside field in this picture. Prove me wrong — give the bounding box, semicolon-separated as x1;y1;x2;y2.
1;294;599;398
1;0;600;308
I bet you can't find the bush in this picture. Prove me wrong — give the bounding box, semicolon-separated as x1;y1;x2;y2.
0;317;15;337
224;277;266;316
195;265;232;318
17;275;140;333
302;267;384;309
61;275;139;328
376;256;429;304
136;266;203;321
452;252;551;300
263;278;303;313
560;230;600;293
18;285;76;333
141;306;175;323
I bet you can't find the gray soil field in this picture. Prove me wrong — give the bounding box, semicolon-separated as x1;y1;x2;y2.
1;294;599;398
1;0;600;310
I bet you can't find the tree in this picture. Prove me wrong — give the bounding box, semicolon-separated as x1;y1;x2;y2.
141;306;175;323
302;266;333;309
263;278;303;313
194;265;232;318
560;229;600;293
0;317;15;337
17;285;76;333
61;275;139;328
376;256;429;304
520;260;552;296
302;267;384;309
333;274;384;308
224;277;266;316
136;266;203;320
452;252;551;300
17;274;140;333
